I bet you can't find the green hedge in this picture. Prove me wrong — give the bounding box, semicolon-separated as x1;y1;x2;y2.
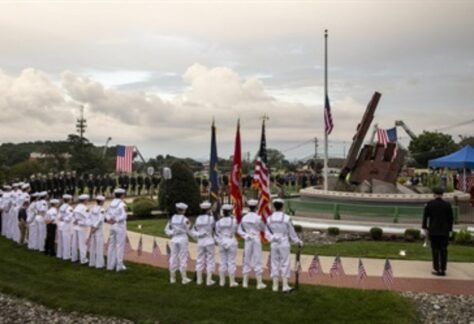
133;198;156;218
370;227;383;240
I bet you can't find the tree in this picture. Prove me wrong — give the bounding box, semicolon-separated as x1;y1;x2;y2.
266;148;285;169
158;161;201;216
408;131;459;167
459;136;474;148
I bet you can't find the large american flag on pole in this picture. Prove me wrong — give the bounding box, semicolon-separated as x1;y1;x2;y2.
116;145;134;173
308;255;323;277
376;127;398;161
382;259;394;287
253;118;272;221
324;95;334;135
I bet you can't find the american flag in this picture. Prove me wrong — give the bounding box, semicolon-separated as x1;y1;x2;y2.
357;258;368;283
382;259;394;287
137;235;143;257
125;235;133;254
330;255;344;278
152;238;161;259
266;252;272;274
308;255;323;277
253;119;272;222
324;94;334;135
377;127;398;161
116;145;134;173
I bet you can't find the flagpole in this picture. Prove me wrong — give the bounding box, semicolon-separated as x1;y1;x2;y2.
324;29;329;192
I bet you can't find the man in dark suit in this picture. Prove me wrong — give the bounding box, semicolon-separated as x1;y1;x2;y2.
422;187;454;276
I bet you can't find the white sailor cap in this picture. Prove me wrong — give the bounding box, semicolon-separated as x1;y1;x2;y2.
114;188;126;194
175;202;188;210
273;198;284;205
199;201;212;209
12;183;20;188
3;185;11;190
247;199;258;207
21;183;30;190
31;192;39;198
222;204;233;211
62;194;72;200
50;199;60;205
95;195;105;201
39;191;48;197
78;194;90;200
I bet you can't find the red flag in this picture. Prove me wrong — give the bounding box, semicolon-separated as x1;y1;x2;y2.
137;235;143;257
230;119;243;223
152;238;161;259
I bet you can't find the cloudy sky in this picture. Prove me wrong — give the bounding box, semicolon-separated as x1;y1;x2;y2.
0;1;473;160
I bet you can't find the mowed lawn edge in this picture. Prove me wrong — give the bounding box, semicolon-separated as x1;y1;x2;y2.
128;219;474;262
0;238;420;324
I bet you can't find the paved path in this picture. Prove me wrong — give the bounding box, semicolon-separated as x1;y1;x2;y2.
101;225;474;295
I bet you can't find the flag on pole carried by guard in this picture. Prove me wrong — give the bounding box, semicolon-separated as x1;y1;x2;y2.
324;95;334;135
382;259;394;287
252;118;272;222
308;255;323;277
209;120;220;216
230;119;243;223
152;238;161;259
357;258;368;283
137;234;143;257
116;145;134;173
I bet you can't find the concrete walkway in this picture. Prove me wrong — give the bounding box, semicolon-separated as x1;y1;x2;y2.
101;224;474;295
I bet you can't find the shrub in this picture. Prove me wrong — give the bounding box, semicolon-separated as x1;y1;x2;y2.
454;229;472;244
327;227;340;236
133;198;156;218
294;224;303;233
404;229;421;242
158;161;201;216
370;227;383;240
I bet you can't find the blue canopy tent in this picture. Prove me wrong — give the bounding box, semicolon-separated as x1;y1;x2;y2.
428;145;474;191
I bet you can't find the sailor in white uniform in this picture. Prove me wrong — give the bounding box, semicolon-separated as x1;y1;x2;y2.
57;194;73;260
215;204;239;287
105;188;128;272
71;194;90;264
89;195;105;268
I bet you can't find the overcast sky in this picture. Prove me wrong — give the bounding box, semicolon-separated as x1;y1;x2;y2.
0;1;473;160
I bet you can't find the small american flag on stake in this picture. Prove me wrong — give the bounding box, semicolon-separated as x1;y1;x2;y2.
330;255;344;278
125;235;133;254
308;255;323;278
266;252;272;274
357;258;368;283
382;259;394;287
152;238;161;259
116;145;134;173
137;235;143;257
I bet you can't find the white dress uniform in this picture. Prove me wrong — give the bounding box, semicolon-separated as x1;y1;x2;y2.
191;210;216;286
7;189;19;241
1;190;12;237
265;207;302;292
237;202;267;289
165;203;192;284
71;200;90;264
26;196;38;250
57;199;73;259
35;196;48;252
88;202;105;268
215;206;239;287
106;197;127;271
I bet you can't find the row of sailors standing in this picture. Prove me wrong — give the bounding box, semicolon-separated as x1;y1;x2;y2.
165;198;303;292
0;184;129;272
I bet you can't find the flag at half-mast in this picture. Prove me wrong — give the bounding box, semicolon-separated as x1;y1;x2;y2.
209;120;220;214
253;118;272;221
230;119;243;223
324;95;334;135
116;145;134;173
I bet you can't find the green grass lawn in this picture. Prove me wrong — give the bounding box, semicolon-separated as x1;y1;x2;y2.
128;219;474;262
0;237;419;324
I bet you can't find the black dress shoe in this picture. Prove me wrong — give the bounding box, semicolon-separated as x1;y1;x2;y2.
439;271;446;276
432;270;441;276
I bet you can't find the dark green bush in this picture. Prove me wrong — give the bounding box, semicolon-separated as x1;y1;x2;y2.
370;227;383;240
158;161;201;216
404;229;421;242
132;198;156;218
327;227;340;236
454;229;472;244
294;224;303;233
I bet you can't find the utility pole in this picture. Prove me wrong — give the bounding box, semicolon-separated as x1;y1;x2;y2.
313;137;319;160
76;105;87;146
